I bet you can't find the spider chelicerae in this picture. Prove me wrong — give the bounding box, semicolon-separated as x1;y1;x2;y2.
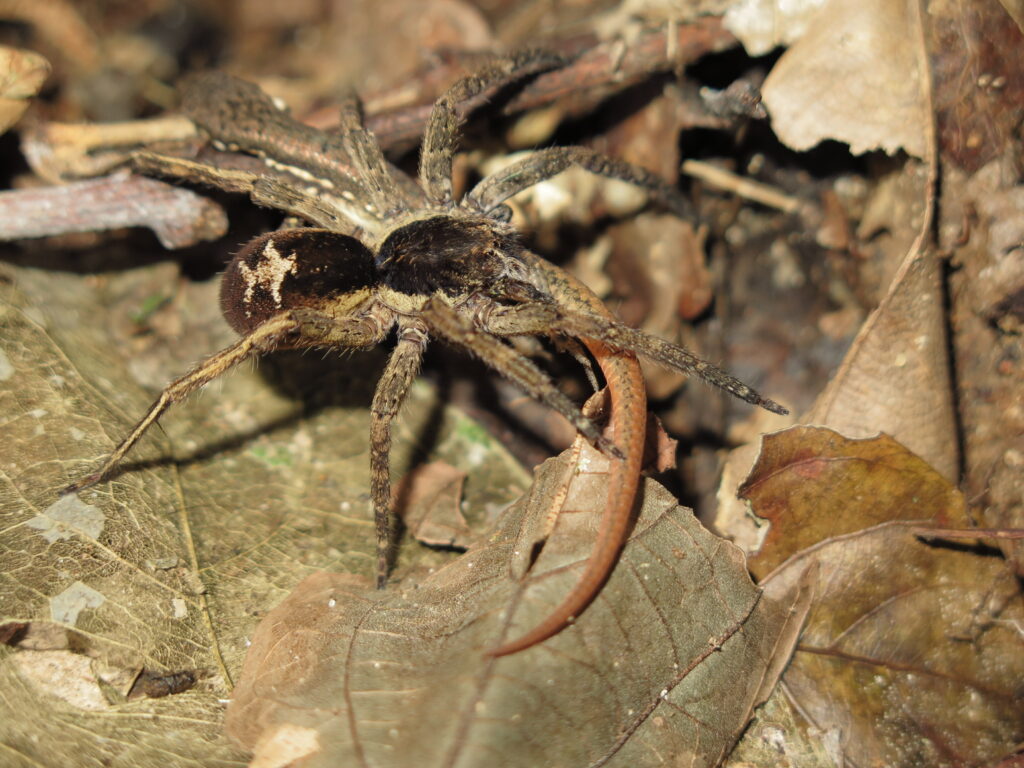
66;51;786;655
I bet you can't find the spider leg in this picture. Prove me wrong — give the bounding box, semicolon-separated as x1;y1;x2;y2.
132;150;259;193
179;72;373;204
172;71;398;233
369;323;428;588
63;309;389;494
335;91;405;218
63;312;302;494
465;146;694;220
419;296;623;459
132;151;367;234
250;177;366;233
418;50;565;206
556;314;787;415
551;337;601;392
480;296;788;415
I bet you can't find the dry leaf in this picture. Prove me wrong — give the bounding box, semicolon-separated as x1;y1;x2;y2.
226;444;812;767
724;0;830;56
806;252;957;481
760;0;929;158
762;524;1023;767
394;461;473;549
740;427;964;579
1000;0;1024;31
0;46;50;134
738;426;1024;766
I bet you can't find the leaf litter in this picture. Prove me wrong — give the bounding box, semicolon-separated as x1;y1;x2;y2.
2;0;1024;766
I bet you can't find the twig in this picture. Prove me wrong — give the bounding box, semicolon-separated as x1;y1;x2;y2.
20;115;198;183
912;527;1024;541
362;17;738;151
681;159;802;213
0;171;227;249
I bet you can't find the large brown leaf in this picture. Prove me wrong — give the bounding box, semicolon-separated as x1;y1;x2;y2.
743;428;1024;767
1;262;813;767
225;443;812;767
763;523;1024;767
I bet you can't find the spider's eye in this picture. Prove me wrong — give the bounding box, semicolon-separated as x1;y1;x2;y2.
220;229;378;334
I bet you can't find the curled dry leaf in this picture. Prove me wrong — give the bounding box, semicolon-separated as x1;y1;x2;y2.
0;45;50;134
724;0;831;56
806;252;957;482
225;442;812;768
393;461;473;550
759;0;930;158
740;426;1024;766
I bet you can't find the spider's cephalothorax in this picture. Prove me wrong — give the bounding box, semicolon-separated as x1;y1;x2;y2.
375;215;532;300
67;54;787;656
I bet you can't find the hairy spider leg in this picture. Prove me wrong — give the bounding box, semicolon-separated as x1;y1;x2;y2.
175;72;387;236
64;312;278;492
335;92;405;219
64;308;387;494
418;50;565;206
478;293;788;415
131;151;260;195
557;314;788;414
420;297;621;459
132;149;365;236
465;145;695;220
180;72;377;213
369;323;429;587
551;336;601;392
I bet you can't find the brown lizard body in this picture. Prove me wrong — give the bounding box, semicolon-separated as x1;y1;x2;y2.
486;254;647;657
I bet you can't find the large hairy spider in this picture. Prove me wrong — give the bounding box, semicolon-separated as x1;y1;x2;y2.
67;52;785;656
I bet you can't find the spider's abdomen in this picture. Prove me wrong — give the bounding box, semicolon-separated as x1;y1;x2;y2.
220;229;379;334
376;215;522;297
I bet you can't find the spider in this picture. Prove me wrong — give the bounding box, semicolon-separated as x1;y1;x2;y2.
66;52;786;656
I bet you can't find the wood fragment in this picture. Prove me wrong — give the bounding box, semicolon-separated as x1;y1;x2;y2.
0;172;228;249
681;159;803;213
